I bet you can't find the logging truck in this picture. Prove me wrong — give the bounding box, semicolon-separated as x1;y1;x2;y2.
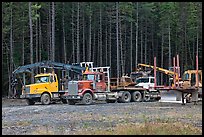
62;62;161;105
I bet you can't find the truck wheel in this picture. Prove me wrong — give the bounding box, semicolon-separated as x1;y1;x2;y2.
68;100;76;105
61;98;68;104
41;93;51;105
119;91;131;103
131;91;142;102
26;99;35;105
81;93;93;105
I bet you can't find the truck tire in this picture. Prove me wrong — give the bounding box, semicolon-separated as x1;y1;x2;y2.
26;99;35;105
68;100;76;105
41;93;51;105
118;91;131;103
81;93;93;105
131;91;142;102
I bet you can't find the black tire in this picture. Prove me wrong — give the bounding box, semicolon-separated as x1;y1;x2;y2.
41;93;51;105
119;91;131;103
131;91;142;102
81;93;93;105
106;100;116;103
61;98;68;104
26;99;35;105
68;100;76;105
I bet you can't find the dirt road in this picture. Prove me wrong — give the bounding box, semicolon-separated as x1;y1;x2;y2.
2;98;202;135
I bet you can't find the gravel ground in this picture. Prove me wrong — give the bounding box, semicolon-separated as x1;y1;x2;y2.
2;97;202;135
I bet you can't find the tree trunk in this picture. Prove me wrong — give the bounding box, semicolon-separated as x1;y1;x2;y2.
76;2;80;63
29;2;34;83
62;2;67;63
82;11;85;62
116;2;120;85
47;3;51;60
140;27;143;64
29;2;33;64
51;2;55;61
35;12;38;63
72;2;75;63
105;25;108;66
87;4;92;61
9;3;14;97
161;28;164;85
119;14;124;76
39;14;42;62
22;11;25;65
109;15;112;75
145;18;147;64
168;22;171;68
99;6;102;66
88;3;92;62
130;11;133;72
92;29;95;64
135;2;138;69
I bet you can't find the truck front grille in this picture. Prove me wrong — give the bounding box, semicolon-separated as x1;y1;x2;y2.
68;81;79;95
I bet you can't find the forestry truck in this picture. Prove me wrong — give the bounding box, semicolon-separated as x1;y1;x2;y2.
62;62;161;105
12;61;85;105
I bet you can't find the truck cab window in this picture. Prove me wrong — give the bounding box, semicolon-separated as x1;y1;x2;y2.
35;76;49;83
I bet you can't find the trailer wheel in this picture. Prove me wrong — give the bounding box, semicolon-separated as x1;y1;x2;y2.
81;93;93;105
118;91;131;103
41;93;51;105
68;100;76;105
131;91;142;102
26;99;35;105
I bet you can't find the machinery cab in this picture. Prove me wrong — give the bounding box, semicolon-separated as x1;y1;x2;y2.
182;70;202;87
22;73;58;96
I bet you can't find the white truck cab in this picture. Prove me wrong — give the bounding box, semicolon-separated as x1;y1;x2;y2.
135;77;155;90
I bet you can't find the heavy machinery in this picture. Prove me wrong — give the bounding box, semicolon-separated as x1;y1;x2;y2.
137;63;180;86
134;55;202;104
62;62;161;105
12;61;85;105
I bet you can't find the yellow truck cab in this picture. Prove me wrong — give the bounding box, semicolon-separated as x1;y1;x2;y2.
20;73;60;105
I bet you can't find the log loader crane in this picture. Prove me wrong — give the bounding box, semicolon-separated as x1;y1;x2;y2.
12;61;85;105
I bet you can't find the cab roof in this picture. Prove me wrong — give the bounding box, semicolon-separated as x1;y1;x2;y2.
83;71;103;75
35;73;53;77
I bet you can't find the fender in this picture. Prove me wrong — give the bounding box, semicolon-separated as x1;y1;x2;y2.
78;88;94;96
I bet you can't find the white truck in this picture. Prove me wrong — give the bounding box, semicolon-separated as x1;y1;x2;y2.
135;76;160;101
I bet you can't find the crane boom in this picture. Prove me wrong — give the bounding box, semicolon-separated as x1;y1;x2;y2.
137;63;179;80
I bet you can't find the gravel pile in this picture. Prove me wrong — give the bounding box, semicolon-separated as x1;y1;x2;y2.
2;98;202;135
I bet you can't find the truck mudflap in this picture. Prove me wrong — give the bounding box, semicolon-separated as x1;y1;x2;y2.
20;94;41;99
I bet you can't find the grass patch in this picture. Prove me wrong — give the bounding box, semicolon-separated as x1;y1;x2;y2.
31;125;55;135
78;122;202;135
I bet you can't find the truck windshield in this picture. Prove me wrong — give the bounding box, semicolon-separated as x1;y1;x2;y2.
35;76;49;83
136;78;149;83
83;74;95;81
